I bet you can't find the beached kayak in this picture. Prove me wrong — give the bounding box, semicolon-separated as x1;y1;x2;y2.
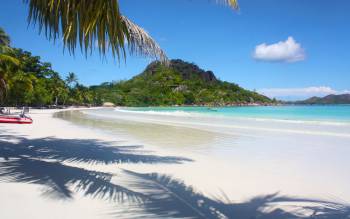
0;115;33;124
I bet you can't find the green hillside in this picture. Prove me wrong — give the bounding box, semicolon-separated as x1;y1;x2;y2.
91;59;273;106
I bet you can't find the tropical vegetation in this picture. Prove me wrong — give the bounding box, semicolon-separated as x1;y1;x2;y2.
90;59;273;106
1;27;273;107
0;27;19;102
0;28;91;106
1;1;242;106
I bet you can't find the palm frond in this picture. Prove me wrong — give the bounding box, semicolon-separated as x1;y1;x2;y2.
215;0;239;9
0;54;20;101
121;16;168;64
0;54;20;66
25;0;167;63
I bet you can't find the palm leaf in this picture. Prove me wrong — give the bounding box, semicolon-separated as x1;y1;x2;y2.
0;54;20;66
25;0;238;64
215;0;239;9
121;16;168;63
25;0;167;62
0;54;20;101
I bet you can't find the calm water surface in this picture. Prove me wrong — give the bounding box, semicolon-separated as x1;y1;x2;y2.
121;105;350;123
55;106;350;204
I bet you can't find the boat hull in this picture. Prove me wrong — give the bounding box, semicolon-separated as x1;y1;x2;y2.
0;116;33;124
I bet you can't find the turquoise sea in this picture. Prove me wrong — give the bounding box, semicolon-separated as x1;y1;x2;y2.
54;104;350;206
119;105;350;123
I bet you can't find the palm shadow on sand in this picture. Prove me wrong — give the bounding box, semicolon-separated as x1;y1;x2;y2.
0;134;190;201
117;170;350;219
0;134;349;218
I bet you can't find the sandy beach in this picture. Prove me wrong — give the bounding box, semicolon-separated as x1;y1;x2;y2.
1;108;350;219
2;0;350;218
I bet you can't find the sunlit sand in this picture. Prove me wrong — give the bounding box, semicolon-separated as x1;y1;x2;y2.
1;109;348;218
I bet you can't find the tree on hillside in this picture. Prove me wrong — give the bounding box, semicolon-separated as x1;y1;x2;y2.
24;0;238;63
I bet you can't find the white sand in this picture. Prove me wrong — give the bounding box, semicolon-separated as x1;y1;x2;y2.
0;109;120;219
1;109;349;218
79;108;350;203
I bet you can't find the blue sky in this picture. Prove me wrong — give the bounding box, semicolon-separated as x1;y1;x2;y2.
1;0;350;100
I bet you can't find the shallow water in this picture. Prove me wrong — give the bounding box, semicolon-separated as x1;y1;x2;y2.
55;107;350;206
118;105;350;123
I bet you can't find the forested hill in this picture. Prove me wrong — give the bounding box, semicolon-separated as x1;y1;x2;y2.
144;59;217;82
92;59;273;106
294;94;350;104
0;45;272;107
1;27;270;107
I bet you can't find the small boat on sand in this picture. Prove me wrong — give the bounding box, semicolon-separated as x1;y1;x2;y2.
0;115;33;124
0;107;33;124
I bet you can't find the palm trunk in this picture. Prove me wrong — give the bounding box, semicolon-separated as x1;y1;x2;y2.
0;78;7;101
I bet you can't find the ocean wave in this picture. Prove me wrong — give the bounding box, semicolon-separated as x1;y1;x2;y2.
81;109;350;138
240;117;350;126
114;108;199;117
112;107;350;127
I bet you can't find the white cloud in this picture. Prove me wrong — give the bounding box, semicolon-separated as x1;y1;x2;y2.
253;37;305;63
258;86;350;100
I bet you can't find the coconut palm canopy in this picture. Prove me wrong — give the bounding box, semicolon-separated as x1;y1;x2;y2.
65;72;78;87
0;28;19;100
0;27;10;49
25;0;238;63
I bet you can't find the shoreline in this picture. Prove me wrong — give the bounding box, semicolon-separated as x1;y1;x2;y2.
1;108;350;218
83;107;350;138
58;109;350;200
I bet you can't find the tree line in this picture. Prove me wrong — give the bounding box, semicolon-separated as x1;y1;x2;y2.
1;27;273;108
0;28;99;107
92;60;274;107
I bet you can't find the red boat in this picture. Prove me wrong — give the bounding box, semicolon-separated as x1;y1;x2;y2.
0;115;33;124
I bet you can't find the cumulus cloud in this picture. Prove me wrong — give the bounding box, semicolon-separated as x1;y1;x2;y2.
253;37;305;63
258;86;350;100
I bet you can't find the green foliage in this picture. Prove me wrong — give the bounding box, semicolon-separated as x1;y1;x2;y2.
0;47;95;107
0;48;272;107
1;28;271;107
0;27;11;54
0;34;20;100
92;60;272;106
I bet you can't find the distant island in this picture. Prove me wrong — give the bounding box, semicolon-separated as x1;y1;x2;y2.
292;94;350;105
91;59;274;106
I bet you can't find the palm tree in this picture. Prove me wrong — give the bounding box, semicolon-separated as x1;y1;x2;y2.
24;0;238;63
0;28;20;101
0;27;10;53
65;72;78;88
50;72;68;106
